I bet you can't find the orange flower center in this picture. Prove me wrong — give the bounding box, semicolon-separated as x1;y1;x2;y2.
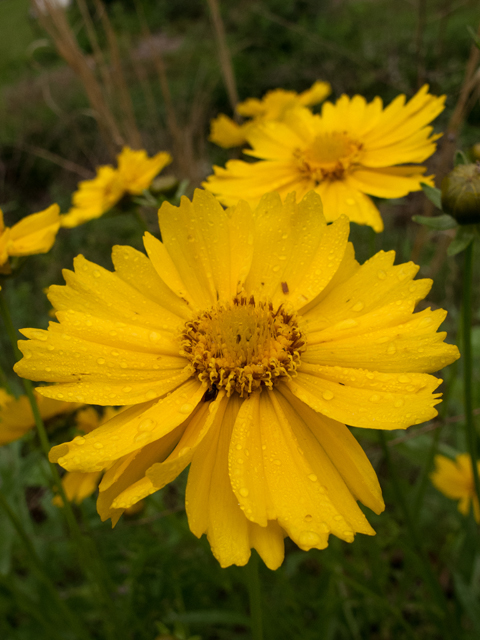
295;132;363;183
180;295;306;397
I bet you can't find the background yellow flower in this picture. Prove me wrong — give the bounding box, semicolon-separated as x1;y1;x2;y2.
209;81;331;148
204;85;445;231
61;147;172;228
431;453;480;522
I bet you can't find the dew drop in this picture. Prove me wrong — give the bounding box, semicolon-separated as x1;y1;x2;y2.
304;514;313;522
394;399;404;408
179;402;193;414
387;343;397;355
370;394;380;402
149;331;160;342
93;442;103;449
237;458;244;464
93;270;101;278
122;386;132;393
308;474;318;482
377;270;387;280
273;459;281;466
239;488;249;497
352;301;364;312
138;419;156;432
235;444;242;451
322;390;334;400
346;198;355;205
299;531;321;546
73;436;86;445
97;358;106;365
398;374;410;383
145;390;157;400
272;265;280;273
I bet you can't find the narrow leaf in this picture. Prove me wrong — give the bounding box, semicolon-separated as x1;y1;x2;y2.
420;182;442;209
412;214;457;230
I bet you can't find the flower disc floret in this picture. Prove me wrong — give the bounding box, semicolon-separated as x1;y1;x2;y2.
181;295;306;397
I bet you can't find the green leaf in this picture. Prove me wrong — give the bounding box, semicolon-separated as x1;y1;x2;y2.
412;214;457;230
447;229;475;256
454;150;469;166
420;182;442;209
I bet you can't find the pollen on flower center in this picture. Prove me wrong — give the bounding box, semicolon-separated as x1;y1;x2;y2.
180;295;306;397
296;132;363;182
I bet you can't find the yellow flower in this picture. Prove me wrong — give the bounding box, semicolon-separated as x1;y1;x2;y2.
61;147;172;228
0;388;78;446
0;205;60;270
15;190;459;569
431;453;480;522
210;81;331;148
61;166;124;228
53;406;120;506
117;147;172;195
204;85;445;232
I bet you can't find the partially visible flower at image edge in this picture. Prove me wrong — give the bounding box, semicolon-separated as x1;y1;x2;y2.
14;189;459;569
209;80;331;149
61;147;172;228
430;453;480;522
52;406;120;507
204;85;445;232
0;387;79;446
0;204;60;272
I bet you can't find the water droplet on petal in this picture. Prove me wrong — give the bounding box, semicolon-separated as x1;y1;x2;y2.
239;488;249;497
322;390;334;400
97;358;105;365
93;442;103;449
299;531;321;546
352;301;364;312
308;474;318;482
179;402;193;414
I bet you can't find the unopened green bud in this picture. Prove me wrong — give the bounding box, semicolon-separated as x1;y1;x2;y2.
441;163;480;224
471;143;480;161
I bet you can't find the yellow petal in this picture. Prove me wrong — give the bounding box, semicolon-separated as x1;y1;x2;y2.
7;204;60;257
48;379;205;471
209;114;248;148
287;366;442;430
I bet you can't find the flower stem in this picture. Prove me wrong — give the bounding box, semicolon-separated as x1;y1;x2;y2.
462;241;480;511
245;551;264;640
0;288;117;640
379;431;456;638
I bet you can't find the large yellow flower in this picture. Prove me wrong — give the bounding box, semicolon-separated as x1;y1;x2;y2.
15;190;459;569
0;205;60;271
61;147;172;228
431;453;480;522
204;85;445;231
209;81;331;149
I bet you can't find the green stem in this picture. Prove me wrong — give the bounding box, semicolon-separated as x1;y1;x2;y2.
0;289;117;640
0;488;91;640
379;431;456;637
462;242;480;511
245;551;264;640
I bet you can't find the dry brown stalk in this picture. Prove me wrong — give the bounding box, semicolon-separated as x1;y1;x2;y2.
32;0;124;156
91;0;142;149
206;0;239;119
15;143;94;179
132;0;192;178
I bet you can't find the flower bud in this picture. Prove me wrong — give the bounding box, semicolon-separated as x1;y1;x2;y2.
441;163;480;224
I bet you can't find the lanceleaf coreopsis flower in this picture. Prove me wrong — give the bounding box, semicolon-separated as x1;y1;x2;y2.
0;205;60;272
0;388;78;446
210;81;331;148
15;190;459;569
205;85;445;232
61;147;172;228
431;453;480;522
